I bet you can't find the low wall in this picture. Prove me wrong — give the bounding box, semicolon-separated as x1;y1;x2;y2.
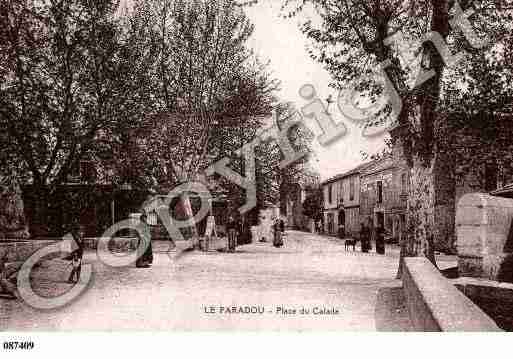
402;257;501;331
0;239;58;263
83;236;227;252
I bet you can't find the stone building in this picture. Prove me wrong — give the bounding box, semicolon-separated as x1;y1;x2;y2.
359;153;409;243
321;163;369;237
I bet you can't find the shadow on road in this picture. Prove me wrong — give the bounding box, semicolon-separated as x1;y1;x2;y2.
374;286;413;331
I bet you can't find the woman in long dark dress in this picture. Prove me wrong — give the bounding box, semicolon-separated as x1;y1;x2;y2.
360;223;369;253
273;219;284;247
136;213;153;268
376;225;386;255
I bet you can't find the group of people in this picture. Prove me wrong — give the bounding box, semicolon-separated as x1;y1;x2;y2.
356;222;387;254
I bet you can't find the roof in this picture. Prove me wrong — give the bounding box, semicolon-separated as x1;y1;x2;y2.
360;156;396;177
321;160;376;186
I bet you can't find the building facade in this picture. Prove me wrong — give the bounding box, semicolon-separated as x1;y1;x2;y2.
359;154;409;243
321;163;368;237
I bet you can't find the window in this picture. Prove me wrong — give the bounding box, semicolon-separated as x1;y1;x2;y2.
328;184;333;204
339;183;344;204
349;177;355;201
377;181;383;203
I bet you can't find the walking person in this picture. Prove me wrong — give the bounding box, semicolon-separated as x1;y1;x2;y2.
226;215;239;253
68;223;84;283
136;212;153;268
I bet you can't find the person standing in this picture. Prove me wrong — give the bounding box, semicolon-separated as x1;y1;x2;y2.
273;218;283;248
360;223;370;253
226;215;238;253
376;224;386;255
136;213;153;268
338;223;345;240
68;223;84;283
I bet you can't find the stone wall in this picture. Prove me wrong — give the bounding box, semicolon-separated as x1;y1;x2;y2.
456;193;513;282
402;257;501;331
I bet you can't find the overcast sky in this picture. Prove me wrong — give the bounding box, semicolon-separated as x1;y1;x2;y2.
244;2;386;181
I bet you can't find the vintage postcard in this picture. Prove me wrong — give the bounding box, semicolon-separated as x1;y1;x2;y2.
1;0;513;341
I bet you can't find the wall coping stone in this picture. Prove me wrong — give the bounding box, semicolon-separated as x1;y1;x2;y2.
452;276;513;290
404;257;501;331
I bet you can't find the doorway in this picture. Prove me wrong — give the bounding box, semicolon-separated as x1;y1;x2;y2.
338;210;346;237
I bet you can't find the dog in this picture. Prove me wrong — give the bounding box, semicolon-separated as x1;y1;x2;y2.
344;239;357;251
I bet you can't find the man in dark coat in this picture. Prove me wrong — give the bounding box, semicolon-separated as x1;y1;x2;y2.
375;225;386;255
226;216;239;253
360;223;370;253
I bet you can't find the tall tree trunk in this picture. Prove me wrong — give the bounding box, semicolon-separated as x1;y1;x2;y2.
397;0;450;277
179;192;199;249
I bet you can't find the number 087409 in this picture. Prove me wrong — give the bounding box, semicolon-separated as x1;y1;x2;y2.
3;341;35;350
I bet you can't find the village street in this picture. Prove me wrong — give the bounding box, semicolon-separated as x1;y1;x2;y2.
1;231;456;331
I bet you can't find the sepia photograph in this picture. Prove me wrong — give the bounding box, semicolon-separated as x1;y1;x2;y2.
1;0;513;347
